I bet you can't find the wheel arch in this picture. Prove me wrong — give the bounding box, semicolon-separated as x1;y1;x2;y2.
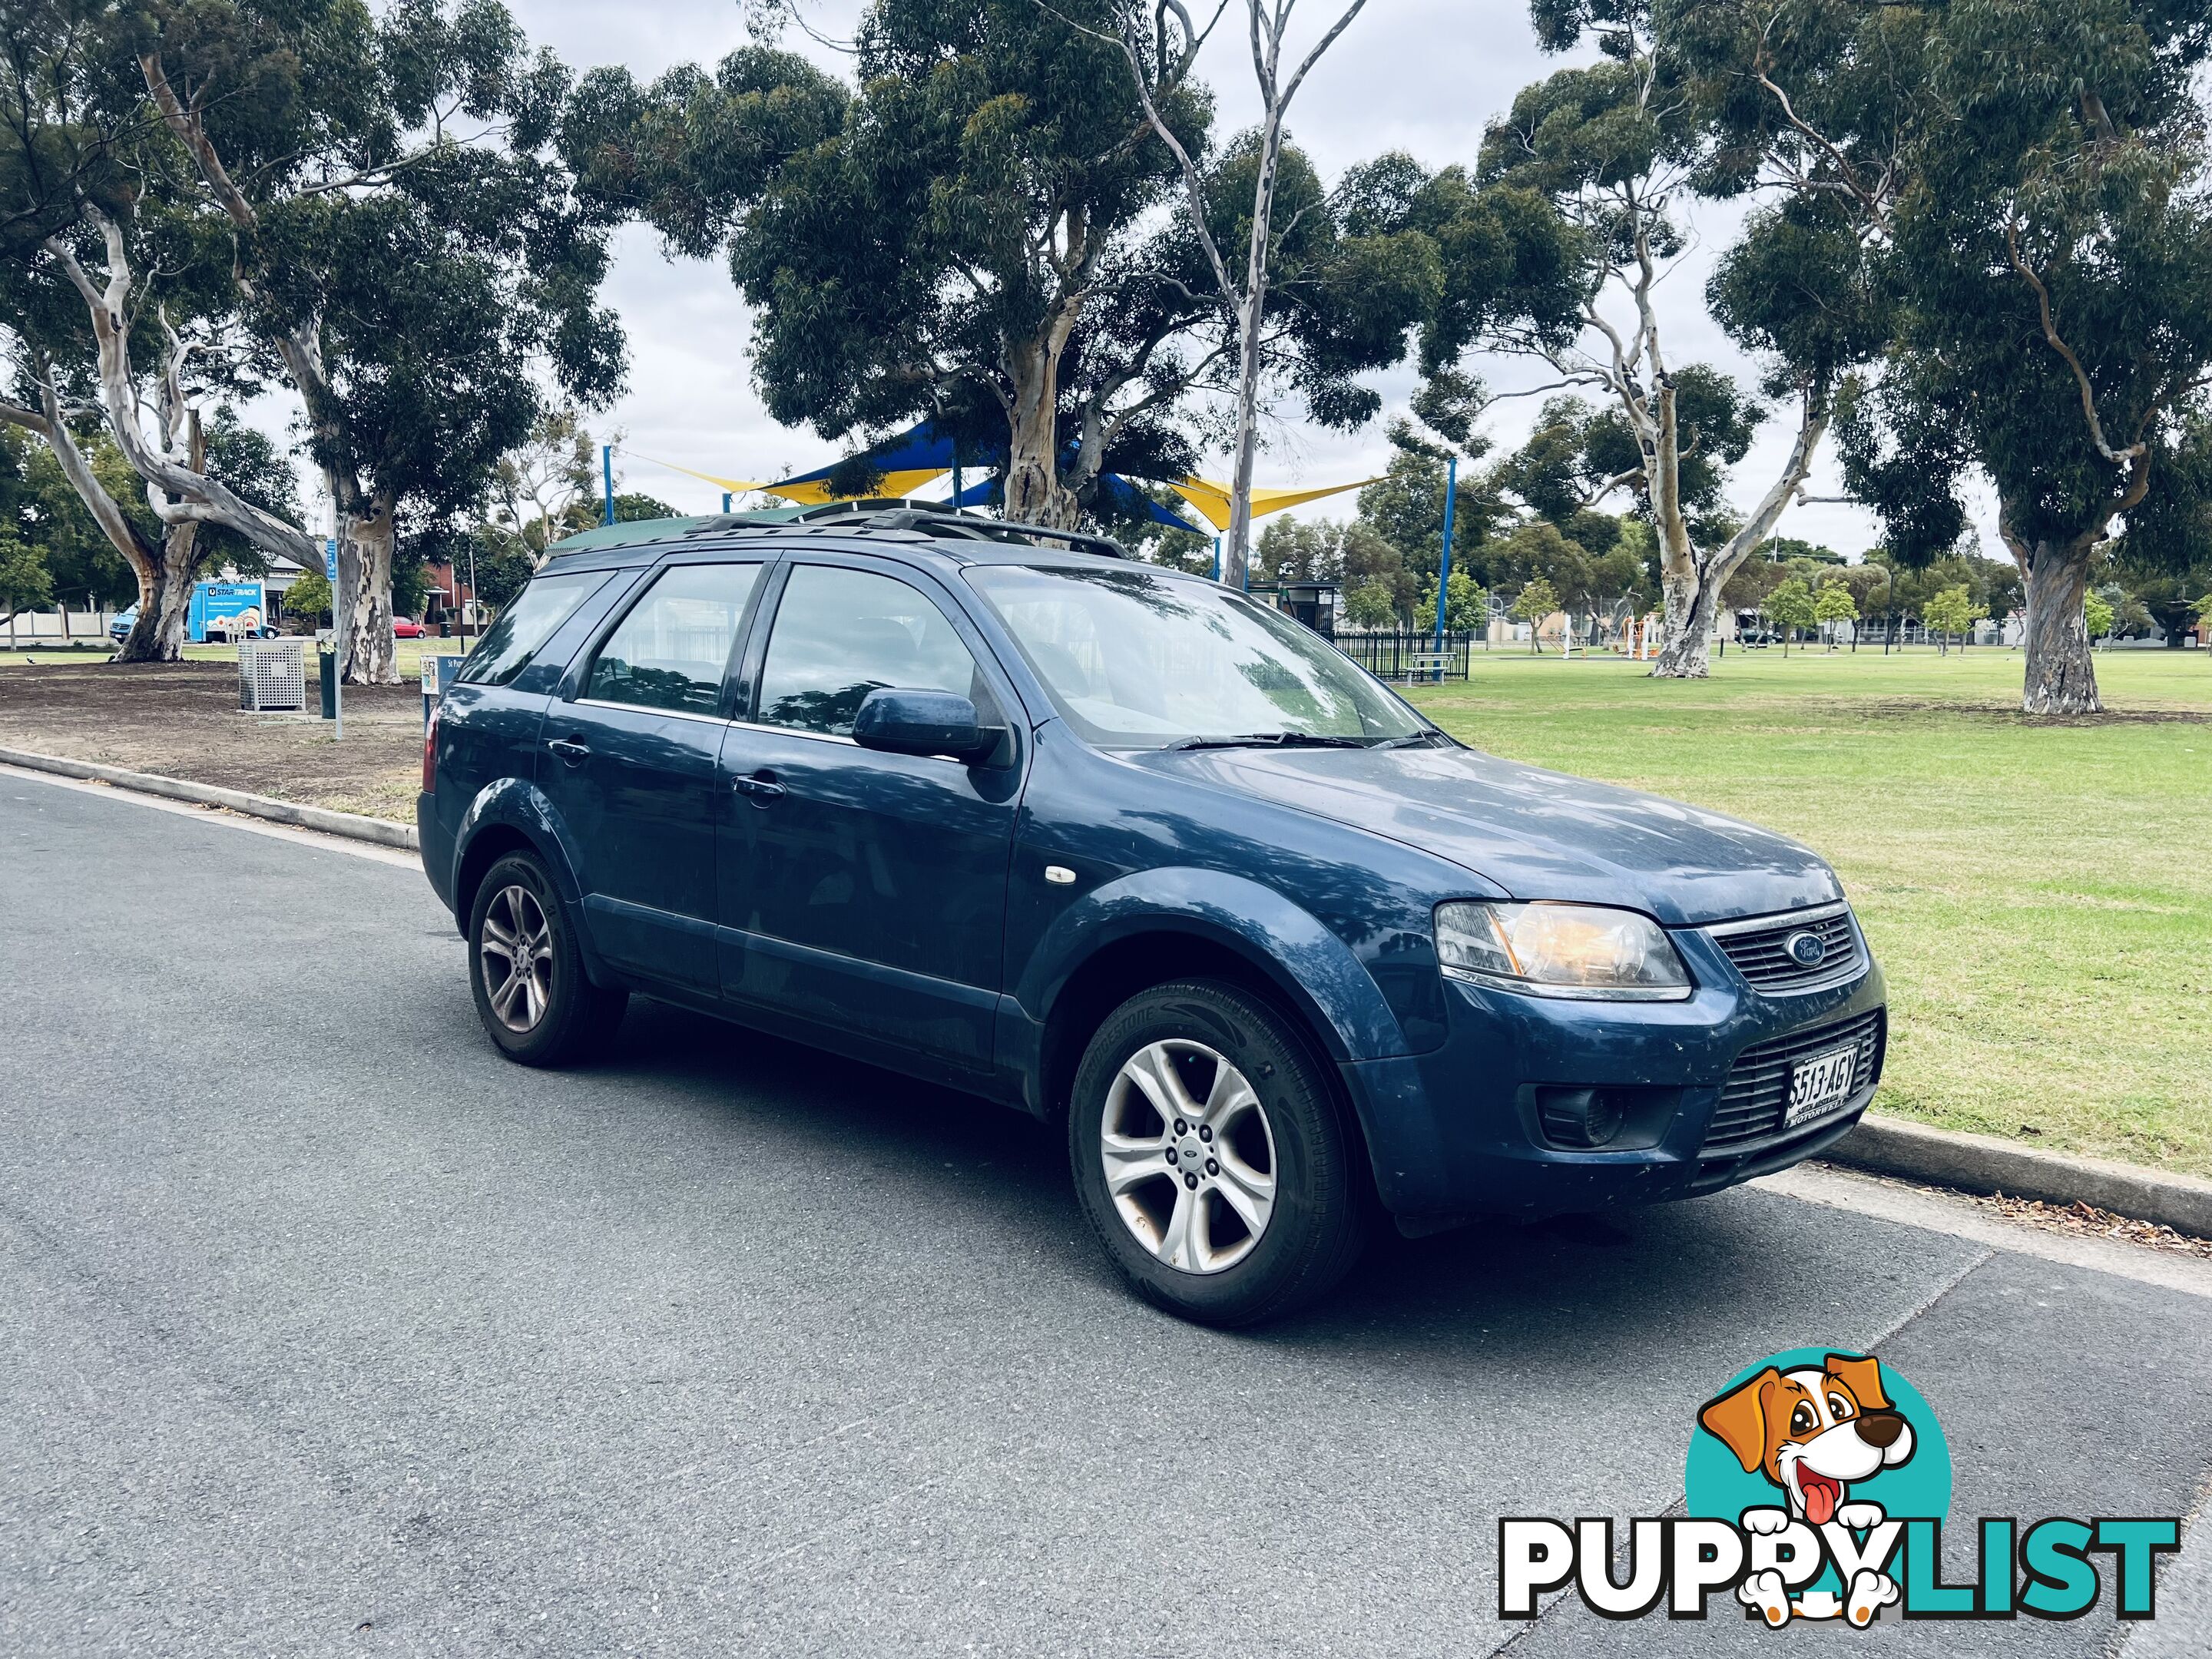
451;780;611;982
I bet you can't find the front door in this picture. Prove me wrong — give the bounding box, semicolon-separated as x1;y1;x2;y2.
536;560;763;995
717;558;1024;1070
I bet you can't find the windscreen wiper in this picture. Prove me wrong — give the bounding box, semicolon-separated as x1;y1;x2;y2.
1371;730;1449;750
1164;732;1373;752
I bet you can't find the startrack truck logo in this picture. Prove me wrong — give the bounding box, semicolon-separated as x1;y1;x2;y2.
1498;1346;2182;1626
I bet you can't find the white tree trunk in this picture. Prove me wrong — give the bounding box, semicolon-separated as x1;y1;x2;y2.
338;499;400;685
1650;396;1830;680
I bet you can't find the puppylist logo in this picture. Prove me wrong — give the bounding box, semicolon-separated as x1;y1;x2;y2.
1500;1346;2183;1626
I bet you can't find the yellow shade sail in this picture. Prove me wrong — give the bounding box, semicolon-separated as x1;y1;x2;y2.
760;468;949;505
1166;474;1384;532
625;451;952;505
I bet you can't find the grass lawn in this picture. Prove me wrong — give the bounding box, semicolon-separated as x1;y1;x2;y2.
1404;644;2212;1178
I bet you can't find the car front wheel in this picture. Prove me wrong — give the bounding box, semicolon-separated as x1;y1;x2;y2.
1069;980;1365;1327
466;852;627;1066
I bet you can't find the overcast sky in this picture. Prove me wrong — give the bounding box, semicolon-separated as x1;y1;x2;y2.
307;1;1919;554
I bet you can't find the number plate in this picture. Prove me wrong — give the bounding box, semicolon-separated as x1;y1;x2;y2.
1785;1044;1860;1126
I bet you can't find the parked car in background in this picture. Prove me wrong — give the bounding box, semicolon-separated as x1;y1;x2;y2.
109;605;137;642
418;506;1886;1326
393;617;426;638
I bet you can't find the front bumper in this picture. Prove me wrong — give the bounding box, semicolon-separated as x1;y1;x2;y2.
1341;932;1888;1227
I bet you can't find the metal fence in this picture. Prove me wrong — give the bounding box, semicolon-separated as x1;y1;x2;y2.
1333;630;1478;681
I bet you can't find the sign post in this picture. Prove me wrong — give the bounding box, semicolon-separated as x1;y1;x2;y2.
1434;455;1458;682
325;537;343;740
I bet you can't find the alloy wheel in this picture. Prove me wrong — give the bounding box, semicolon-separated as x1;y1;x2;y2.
479;883;555;1033
1100;1039;1277;1274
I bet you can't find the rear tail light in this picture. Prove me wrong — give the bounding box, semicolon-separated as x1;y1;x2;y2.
422;702;441;792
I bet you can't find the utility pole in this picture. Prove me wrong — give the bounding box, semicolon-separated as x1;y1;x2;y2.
601;445;615;525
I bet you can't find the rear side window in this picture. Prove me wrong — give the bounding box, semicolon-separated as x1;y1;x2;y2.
458;571;608;687
756;565;987;737
584;563;760;715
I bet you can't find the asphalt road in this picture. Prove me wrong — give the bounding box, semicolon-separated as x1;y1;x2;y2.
2;774;2207;1657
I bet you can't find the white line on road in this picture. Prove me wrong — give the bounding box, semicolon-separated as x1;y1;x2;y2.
0;761;420;869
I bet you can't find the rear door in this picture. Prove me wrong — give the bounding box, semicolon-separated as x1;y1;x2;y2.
535;558;767;996
715;555;1025;1071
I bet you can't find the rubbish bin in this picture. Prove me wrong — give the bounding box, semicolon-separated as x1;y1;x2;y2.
318;647;337;720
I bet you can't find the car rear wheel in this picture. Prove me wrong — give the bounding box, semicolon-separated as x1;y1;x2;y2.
467;852;627;1067
1069;980;1365;1327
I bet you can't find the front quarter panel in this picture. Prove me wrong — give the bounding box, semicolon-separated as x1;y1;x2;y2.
1012;865;1412;1064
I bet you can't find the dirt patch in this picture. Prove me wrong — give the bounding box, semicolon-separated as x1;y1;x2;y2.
1850;696;2212;726
0;661;422;822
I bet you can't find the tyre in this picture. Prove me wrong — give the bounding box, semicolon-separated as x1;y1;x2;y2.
1068;980;1365;1327
466;852;627;1067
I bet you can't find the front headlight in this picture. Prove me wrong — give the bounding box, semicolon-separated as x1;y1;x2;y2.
1435;901;1693;1000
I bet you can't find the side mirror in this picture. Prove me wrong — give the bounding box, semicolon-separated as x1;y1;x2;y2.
852;687;1000;763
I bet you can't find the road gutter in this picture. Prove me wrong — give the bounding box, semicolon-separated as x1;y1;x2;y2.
1827;1112;2212;1240
0;743;414;852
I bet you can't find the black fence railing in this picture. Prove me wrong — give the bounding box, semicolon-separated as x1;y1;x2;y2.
1333;630;1477;681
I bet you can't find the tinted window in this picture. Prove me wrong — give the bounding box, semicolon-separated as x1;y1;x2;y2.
757;565;986;737
458;571;608;687
585;563;759;714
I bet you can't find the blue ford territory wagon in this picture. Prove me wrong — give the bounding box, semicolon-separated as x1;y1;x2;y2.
419;506;1886;1325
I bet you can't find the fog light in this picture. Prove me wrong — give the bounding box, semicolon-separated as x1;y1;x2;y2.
1537;1087;1628;1149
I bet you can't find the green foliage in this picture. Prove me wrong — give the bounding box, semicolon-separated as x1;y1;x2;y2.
284;567;332;626
1813;582;1859;624
1415;569;1488;634
1511;576;1561;624
614;493;677;522
1922;584;1985;641
0;523;53;611
1342;580;1396;630
1356;450;1496;579
2085;590;2115;641
1764;576;1818;652
1820;1;2212;572
565;3;1432;513
160;1;625;517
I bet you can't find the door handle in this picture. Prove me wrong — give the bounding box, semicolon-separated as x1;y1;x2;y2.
731;771;786;802
546;736;591;767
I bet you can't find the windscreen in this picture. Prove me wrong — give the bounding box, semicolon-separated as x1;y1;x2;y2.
966;565;1425;748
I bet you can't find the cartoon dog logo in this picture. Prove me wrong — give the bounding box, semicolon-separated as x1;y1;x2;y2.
1698;1353;1916;1626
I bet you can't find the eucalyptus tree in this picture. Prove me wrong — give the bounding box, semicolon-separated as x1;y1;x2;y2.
570;4;1215;529
135;0;624;682
1101;0;1383;582
572;2;1430;545
1677;0;2212;713
1425;0;1886;680
0;0;315;659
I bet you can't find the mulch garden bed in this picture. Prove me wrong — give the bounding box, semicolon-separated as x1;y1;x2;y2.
0;660;424;823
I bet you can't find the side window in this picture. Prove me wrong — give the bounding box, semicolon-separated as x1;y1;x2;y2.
584;563;760;715
458;570;608;687
756;565;988;738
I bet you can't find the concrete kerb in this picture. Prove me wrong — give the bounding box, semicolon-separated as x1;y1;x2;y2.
8;740;2208;1240
1826;1114;2212;1240
0;745;416;853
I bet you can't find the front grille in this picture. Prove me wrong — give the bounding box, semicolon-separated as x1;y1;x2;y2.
1702;1008;1886;1151
1710;906;1863;992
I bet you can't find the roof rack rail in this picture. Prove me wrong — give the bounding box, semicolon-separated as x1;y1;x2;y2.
782;503;1131;560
